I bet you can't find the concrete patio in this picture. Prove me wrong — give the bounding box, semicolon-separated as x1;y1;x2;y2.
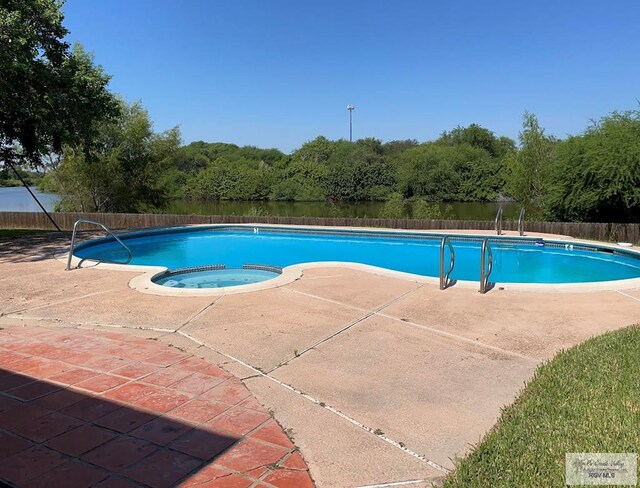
1;232;639;487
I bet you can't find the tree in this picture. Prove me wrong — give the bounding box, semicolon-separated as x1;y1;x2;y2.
0;1;119;168
439;124;514;158
545;110;640;222
45;101;181;212
504;112;555;204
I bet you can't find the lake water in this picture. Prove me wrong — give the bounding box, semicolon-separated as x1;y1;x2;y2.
0;186;60;212
0;186;524;221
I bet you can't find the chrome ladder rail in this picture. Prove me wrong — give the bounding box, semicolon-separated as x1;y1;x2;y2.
439;236;455;290
494;207;503;235
517;207;526;236
66;219;132;270
479;238;493;294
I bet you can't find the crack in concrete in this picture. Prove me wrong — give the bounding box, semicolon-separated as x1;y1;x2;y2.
356;479;432;488
265;285;424;374
1;314;177;334
376;312;538;363
1;288;118;317
616;290;640;303
281;286;371;313
176;295;225;331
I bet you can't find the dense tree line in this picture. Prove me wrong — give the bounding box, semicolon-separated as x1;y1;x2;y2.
174;126;514;205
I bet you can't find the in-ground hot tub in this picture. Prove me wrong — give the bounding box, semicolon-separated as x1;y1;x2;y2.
152;265;281;289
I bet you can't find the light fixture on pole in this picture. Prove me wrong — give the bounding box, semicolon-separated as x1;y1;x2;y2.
347;104;354;142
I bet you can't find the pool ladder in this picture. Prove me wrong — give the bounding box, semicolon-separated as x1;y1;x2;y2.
495;206;526;236
517;207;526;236
494;207;503;235
479;238;493;294
66;219;132;270
439;236;455;290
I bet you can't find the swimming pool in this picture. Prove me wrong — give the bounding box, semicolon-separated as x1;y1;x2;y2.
73;225;640;287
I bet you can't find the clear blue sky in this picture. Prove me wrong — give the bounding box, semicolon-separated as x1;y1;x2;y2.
62;0;640;152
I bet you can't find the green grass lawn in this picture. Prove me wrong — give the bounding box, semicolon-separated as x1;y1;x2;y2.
0;229;54;238
443;325;640;487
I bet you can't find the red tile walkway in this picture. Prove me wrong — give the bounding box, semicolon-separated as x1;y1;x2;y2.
0;326;313;488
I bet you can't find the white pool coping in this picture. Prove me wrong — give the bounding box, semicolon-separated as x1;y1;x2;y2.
62;223;640;296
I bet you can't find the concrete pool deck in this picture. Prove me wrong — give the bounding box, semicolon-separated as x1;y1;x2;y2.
1;231;639;487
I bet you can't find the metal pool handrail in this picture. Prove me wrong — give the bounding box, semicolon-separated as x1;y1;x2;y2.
517;207;526;236
66;219;132;270
439;236;455;290
479;238;493;294
494;207;503;235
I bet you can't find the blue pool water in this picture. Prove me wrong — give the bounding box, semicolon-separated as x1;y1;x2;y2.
74;226;640;284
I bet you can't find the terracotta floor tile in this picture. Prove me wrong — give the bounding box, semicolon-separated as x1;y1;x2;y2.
144;350;191;367
111;362;161;380
95;408;157;434
0;430;33;461
201;381;251;406
32;388;86;410
94;476;143;487
2;356;47;374
263;468;314;488
60;396;121;421
0;393;21;413
13;342;56;357
237;396;266;413
46;423;117;456
207;408;270;437
48;368;99;385
191;474;253;487
61;350;97;366
6;379;61;401
0;372;34;391
246;466;269;479
133;390;192;413
178;463;232;486
215;439;288;472
280;452;307;470
38;345;77;361
23;359;70;379
75;373;129;393
23;460;109;488
11;411;84;443
173;358;232;380
250;420;294;450
0;350;28;367
169;372;227;396
104;382;162;403
143;367;193;387
121;449;201;488
0;446;66;486
168;399;230;424
83;436;157;472
0;403;50;432
170;428;238;460
130;416;191;446
82;355;132;373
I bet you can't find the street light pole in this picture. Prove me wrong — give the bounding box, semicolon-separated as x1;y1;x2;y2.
347;104;354;142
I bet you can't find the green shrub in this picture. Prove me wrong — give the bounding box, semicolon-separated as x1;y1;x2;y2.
379;192;406;218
